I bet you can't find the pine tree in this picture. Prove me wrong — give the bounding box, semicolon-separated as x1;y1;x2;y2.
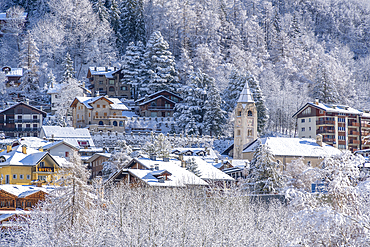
18;31;40;97
141;31;180;95
246;141;283;194
247;72;268;134
92;0;110;22
222;70;247;113
185;157;201;177
312;61;340;104
177;48;194;84
109;0;121;35
185;117;199;136
118;0;146;54
203;80;227;137
62;52;75;83
121;41;145;100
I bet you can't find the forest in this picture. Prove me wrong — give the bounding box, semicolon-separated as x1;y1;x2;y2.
1;0;370;135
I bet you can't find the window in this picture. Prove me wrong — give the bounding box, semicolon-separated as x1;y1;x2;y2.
237;111;242;117
301;119;305;123
338;127;345;131
13;174;17;179
339;118;345;123
33;124;37;128
309;118;311;122
109;80;115;85
99;88;104;91
38;175;46;181
151;112;157;117
39;162;45;167
338;145;346;149
55;95;58;98
77;114;79;119
301;127;305;132
65;152;69;157
95;112;98;116
248;110;252;116
119;121;124;127
237;129;241;136
109;86;115;91
18;115;22;120
309;127;311;131
26;124;30;128
307;161;311;166
97;105;100;108
121;86;127;91
339;135;345;140
104;112;107;117
319;110;324;114
165;103;171;109
20;174;24;179
248;130;252;136
99;81;103;84
89;112;91;117
113;121;117;126
103;105;106;108
33;115;38;120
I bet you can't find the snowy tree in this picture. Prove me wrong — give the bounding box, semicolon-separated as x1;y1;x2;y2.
246;141;283;194
311;61;340;104
18;31;40;98
92;0;110;22
222;70;247;113
102;141;133;177
203;80;227;137
143;133;171;159
247;72;268;134
121;41;145;100
54;151;95;227
185;157;201;177
118;0;146;54
62;52;75;83
177;48;194;84
284;158;321;192
141;31;180;95
185;117;199;136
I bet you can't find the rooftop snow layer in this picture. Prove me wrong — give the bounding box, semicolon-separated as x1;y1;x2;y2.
0;185;55;198
243;137;342;157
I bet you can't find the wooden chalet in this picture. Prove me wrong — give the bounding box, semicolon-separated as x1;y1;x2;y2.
0;102;46;138
135;90;182;117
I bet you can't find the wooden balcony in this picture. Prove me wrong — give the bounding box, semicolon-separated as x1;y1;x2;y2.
349;140;360;145
349;131;360;136
317;129;335;134
316;120;335;125
351;122;360;127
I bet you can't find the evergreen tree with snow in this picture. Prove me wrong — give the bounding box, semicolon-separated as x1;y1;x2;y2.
18;31;40;97
174;69;212;135
177;48;194;84
118;0;146;54
246;141;283;194
247;72;268;134
312;61;340;104
62;52;75;83
92;0;110;22
203;80;227;137
121;41;145;100
109;0;121;35
185;117;199;136
143;133;171;159
185;157;201;177
222;70;247;113
140;31;180;95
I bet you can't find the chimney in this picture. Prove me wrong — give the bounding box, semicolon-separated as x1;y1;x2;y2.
26;99;29;105
40;106;43;111
316;134;323;147
154;164;159;170
314;99;319;105
215;157;219;163
105;66;108;72
179;153;184;161
51;134;54;142
6;145;11;153
22;144;27;154
96;91;100;97
38;146;43;152
181;160;186;168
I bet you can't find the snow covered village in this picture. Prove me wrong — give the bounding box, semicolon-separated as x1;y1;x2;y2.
1;0;370;245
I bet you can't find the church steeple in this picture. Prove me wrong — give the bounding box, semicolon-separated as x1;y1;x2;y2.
233;81;258;159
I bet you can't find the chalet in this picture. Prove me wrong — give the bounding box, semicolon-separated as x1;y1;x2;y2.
135;90;182;117
0;102;46;138
106;157;208;187
293;100;370;152
0;143;66;185
0;185;54;211
87;67;131;99
1;67;23;86
242;136;342;168
70;95;129;130
86;153;111;179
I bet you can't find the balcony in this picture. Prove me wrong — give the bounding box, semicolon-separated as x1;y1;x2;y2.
3;128;40;132
14;119;39;123
349;131;360;136
316;120;335;125
147;106;173;110
323;138;335;143
317;129;335;134
36;167;54;173
349;140;360;145
351;122;360;127
94;115;127;120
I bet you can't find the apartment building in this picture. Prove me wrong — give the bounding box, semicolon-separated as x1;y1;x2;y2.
293;100;370;152
86;67;131;99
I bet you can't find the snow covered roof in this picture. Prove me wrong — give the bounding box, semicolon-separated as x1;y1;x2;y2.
237;81;254;103
293;102;370;118
171;148;218;158
122;111;138;118
40;126;95;148
86;153;111;163
112;157;208;187
135;90;183;103
47;82;63;94
243;137;342;157
0;102;46;116
88;67;120;78
13;137;51;149
0;185;54;198
72;96;128;111
182;156;234;181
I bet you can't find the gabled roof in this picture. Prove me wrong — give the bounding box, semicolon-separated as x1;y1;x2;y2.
107;157;208;187
139;95;178;106
292;102;370;118
243;137;342;157
70;96;128;110
0;185;54;198
135;90;183;103
0;102;47;116
87;67;121;78
237;81;254;103
86;153;111;163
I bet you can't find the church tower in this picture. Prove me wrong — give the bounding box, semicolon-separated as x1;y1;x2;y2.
233;81;258;159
